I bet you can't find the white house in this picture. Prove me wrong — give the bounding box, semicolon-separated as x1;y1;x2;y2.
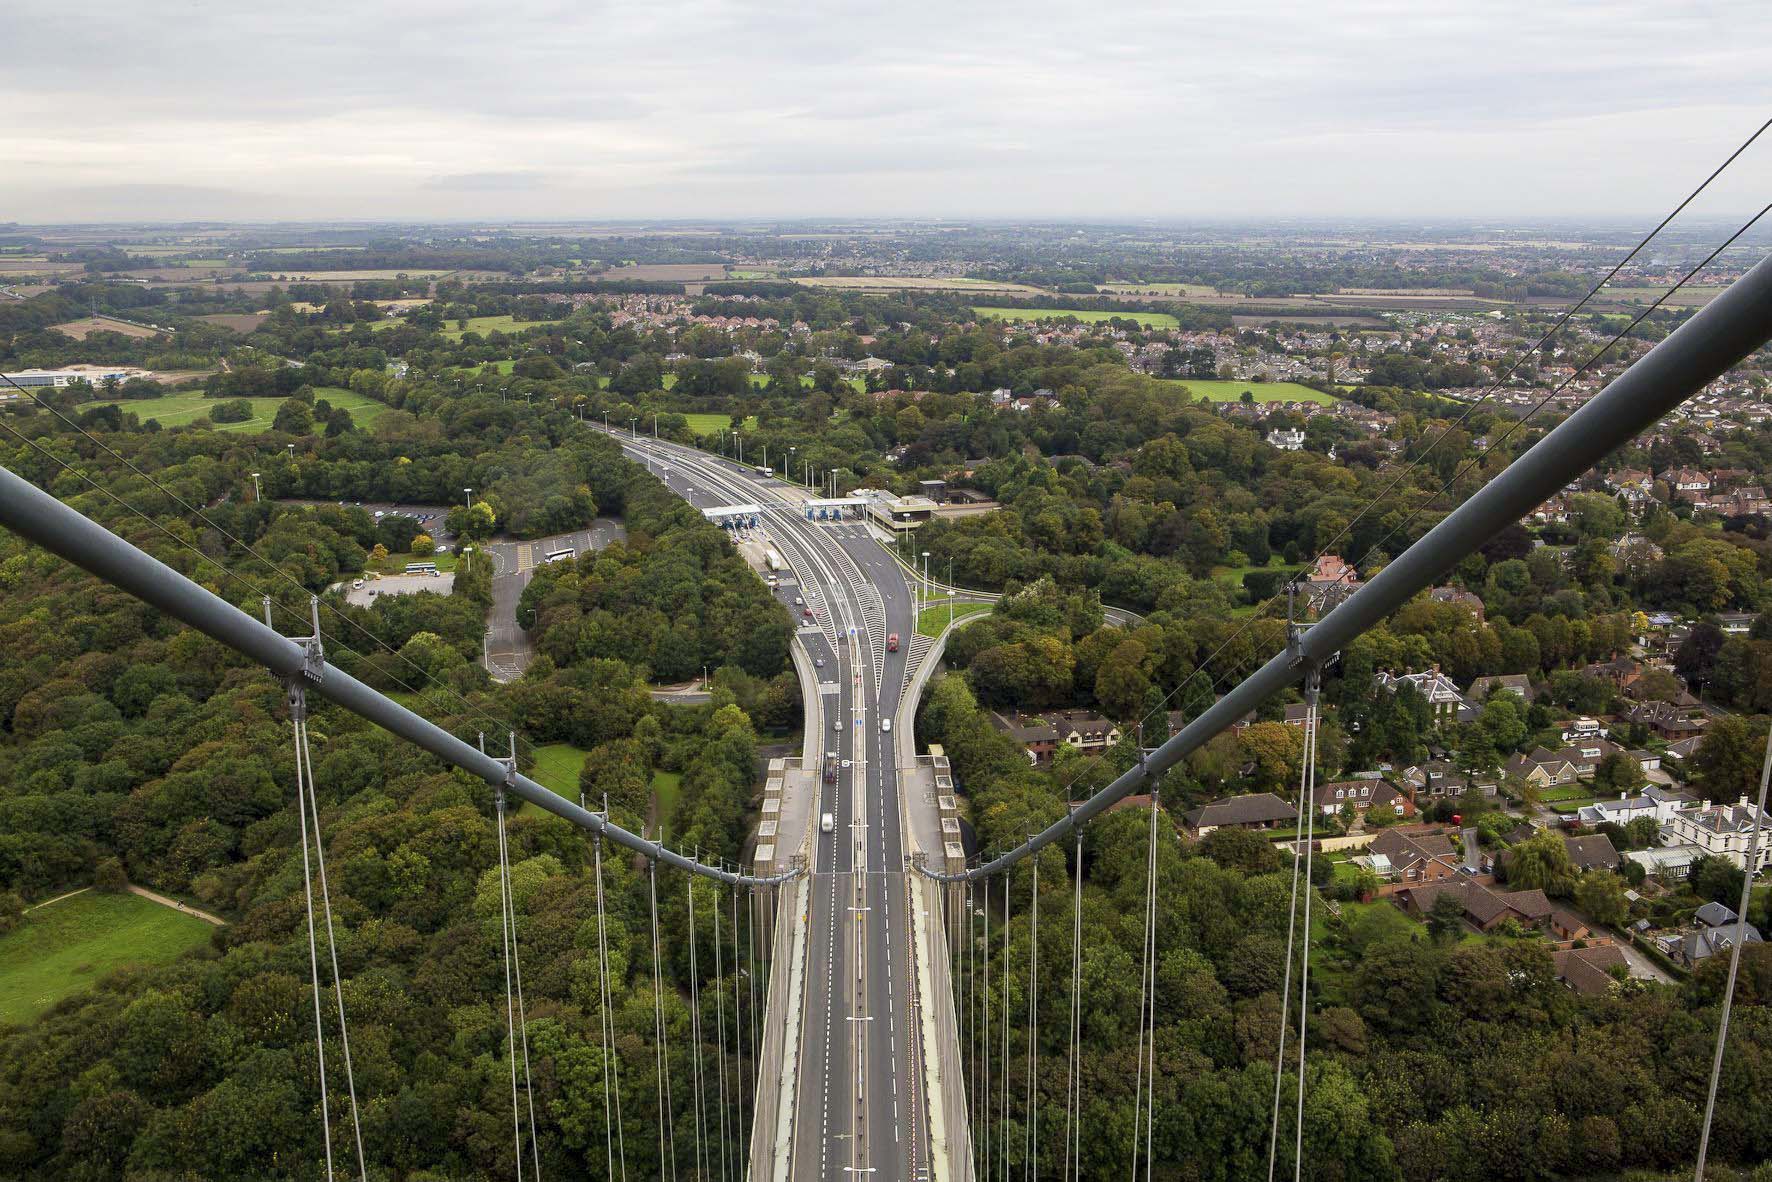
1664;797;1772;874
1266;427;1306;451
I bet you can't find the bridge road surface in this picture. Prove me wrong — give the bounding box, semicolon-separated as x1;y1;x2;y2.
600;429;930;1182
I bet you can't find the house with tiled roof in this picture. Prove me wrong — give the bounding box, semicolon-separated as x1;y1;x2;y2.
1551;945;1629;995
1467;673;1532;702
1182;792;1298;838
1311;778;1414;819
1664;796;1772;873
1376;667;1475;725
1365;828;1461;883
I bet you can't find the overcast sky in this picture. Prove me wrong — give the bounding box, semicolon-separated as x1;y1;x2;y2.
3;0;1770;224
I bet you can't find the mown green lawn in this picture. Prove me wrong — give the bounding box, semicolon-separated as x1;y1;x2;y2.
1211;556;1293;587
680;413;761;436
0;892;215;1025
1154;379;1340;405
440;315;562;341
917;601;992;638
88;388;389;432
972;305;1180;329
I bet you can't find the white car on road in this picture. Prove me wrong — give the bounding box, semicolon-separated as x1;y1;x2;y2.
880;718;892;733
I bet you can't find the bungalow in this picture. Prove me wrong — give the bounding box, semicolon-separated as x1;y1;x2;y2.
1716;611;1759;636
1395;879;1563;934
1551;945;1630;996
1563;833;1623;873
1182;792;1298;838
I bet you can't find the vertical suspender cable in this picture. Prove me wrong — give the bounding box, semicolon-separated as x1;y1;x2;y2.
290;711;336;1180
501;795;543;1180
982;873;992;1182
297;719;366;1179
1130;791;1159;1181
593;833;627;1182
1693;719;1772;1180
733;884;746;1162
687;876;707;1180
1065;835;1082;1182
1025;852;1039;1181
650;859;674;1180
1266;684;1314;1182
1291;677;1321;1182
713;881;730;1182
748;886;761;1131
1143;789;1160;1182
1001;871;1012;1182
496;790;525;1181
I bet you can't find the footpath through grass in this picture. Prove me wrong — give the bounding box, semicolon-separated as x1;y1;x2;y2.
0;891;214;1025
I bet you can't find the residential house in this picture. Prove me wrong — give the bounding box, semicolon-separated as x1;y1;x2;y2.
1622;700;1707;742
1376;668;1475;725
1182;792;1298;838
1266;427;1306;451
1717;611;1759;636
1505;748;1577;789
1666;468;1712;502
1551;945;1630;996
1563;833;1623;873
1365;827;1462;883
1312;778;1414;819
1305;554;1359;613
989;710;1120;765
1576;785;1697;829
1582;655;1643;692
1428;586;1485;620
1395;879;1573;935
1664;797;1772;873
1679;904;1763;966
1467;673;1532;702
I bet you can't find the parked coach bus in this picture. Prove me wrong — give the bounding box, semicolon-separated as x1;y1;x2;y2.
543;547;576;564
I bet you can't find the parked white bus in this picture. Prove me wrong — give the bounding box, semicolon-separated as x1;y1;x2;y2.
543;547;576;564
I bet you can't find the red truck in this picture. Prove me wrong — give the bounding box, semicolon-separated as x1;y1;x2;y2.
886;633;899;652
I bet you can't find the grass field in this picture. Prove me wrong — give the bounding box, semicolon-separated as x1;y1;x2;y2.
917;601;992;638
1154;378;1341;405
87;388;389;432
972;306;1180;329
1210;556;1292;587
452;359;518;376
680;413;761;435
441;314;562;341
51;315;163;340
0;892;214;1025
517;745;681;831
1097;282;1221;297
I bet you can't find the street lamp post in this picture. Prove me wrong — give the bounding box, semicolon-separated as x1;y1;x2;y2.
250;471;260;503
464;488;473;509
922;550;931;620
949;557;955;630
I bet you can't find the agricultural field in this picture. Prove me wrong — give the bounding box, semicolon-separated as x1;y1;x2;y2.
194;312;269;333
1096;282;1221;297
799;276;1047;295
86;387;390;432
971;306;1180;329
440;314;562;341
0;891;215;1025
50;315;164;340
1154;378;1341;405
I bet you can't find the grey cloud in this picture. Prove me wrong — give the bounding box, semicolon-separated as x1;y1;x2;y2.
0;0;1769;220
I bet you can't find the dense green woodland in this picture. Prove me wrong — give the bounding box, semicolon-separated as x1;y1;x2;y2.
5;273;1772;1178
0;403;793;1178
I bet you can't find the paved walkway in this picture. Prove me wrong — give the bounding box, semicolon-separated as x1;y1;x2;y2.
127;885;225;926
24;886;91;911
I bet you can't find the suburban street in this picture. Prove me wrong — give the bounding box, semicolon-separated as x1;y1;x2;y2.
597;426;933;1182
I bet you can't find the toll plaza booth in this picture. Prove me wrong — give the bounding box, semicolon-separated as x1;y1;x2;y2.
701;504;763;530
866;494;937;532
803;497;865;521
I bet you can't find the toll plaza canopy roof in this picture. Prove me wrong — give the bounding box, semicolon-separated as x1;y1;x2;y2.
701;504;762;519
805;498;866;508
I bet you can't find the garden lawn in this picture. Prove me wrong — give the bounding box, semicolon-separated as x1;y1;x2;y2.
0;892;214;1025
972;306;1179;329
1154;379;1340;405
